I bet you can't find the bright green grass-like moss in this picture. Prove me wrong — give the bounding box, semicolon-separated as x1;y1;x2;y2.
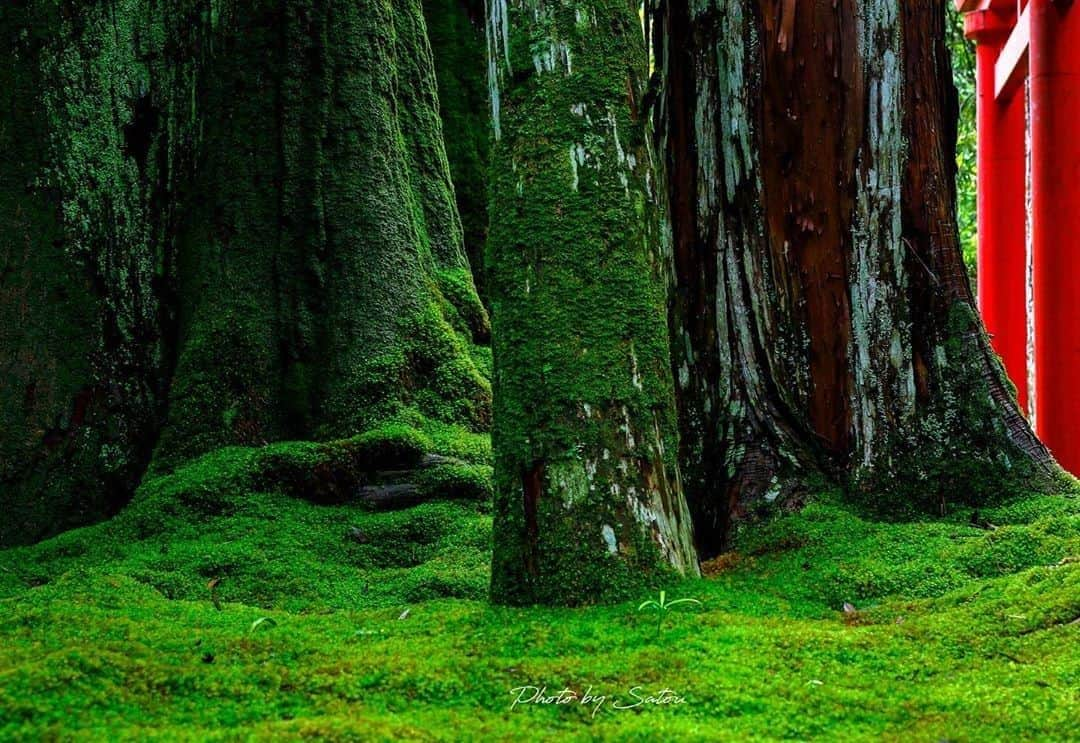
0;423;493;613
1;451;1077;740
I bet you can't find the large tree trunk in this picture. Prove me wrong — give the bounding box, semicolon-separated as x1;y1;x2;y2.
152;0;490;470
0;0;489;546
651;0;1059;557
1;1;165;545
487;0;699;605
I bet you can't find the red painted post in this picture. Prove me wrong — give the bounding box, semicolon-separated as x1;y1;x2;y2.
964;5;1029;412
1030;0;1080;473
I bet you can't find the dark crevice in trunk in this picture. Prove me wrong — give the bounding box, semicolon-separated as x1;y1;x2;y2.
661;1;727;558
522;461;543;579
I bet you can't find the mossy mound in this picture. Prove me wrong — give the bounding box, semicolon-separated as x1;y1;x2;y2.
1;476;1078;739
0;420;492;613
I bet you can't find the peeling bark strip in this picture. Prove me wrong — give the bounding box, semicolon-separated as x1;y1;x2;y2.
848;0;913;471
488;0;698;605
650;0;1058;554
654;1;826;557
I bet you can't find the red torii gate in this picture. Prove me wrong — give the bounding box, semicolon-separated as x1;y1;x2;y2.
956;0;1080;474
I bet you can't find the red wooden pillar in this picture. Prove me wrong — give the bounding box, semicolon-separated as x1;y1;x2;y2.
1030;0;1080;473
965;4;1029;411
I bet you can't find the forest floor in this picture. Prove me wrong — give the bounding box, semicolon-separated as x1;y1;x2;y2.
1;438;1078;741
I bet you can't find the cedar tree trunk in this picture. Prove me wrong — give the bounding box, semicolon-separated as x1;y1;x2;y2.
487;0;699;605
651;0;1059;557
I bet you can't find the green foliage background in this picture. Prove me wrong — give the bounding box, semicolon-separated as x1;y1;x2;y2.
948;7;978;279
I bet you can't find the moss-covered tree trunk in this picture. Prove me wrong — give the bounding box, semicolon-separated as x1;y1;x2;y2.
153;0;491;470
423;0;491;304
0;0;489;546
487;0;699;605
1;1;166;545
651;0;1060;557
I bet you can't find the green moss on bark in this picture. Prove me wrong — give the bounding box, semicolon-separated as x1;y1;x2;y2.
487;0;697;605
154;0;490;470
849;301;1074;517
0;0;490;544
423;0;491;303
0;2;165;546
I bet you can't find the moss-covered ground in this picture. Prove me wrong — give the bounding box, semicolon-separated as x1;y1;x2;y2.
1;433;1077;740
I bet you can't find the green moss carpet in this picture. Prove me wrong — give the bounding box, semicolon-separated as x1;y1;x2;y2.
1;428;1077;740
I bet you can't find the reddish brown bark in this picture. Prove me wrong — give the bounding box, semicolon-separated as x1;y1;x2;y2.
652;0;1056;555
900;0;1046;463
758;0;857;453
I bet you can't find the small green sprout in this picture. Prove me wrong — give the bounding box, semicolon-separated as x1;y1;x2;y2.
637;590;701;637
249;616;277;633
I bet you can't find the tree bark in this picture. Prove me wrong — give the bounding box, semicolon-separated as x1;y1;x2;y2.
423;0;492;304
487;0;699;605
0;0;489;546
650;0;1059;557
1;1;165;545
